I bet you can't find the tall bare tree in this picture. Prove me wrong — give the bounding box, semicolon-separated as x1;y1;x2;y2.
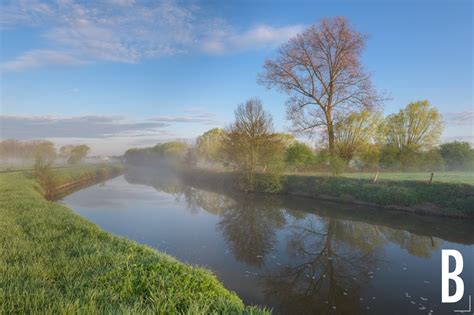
259;17;382;160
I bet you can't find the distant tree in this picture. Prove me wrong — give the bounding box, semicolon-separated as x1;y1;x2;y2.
356;143;381;170
334;110;381;163
195;128;226;165
32;140;57;163
0;139;56;162
285;142;316;171
67;145;90;165
259;17;383;169
59;145;74;160
154;141;188;161
223;98;284;191
439;141;474;170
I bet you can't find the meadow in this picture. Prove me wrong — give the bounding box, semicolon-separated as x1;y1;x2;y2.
0;166;266;314
339;171;474;185
183;168;474;218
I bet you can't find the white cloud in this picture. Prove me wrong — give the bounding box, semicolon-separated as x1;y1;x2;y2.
201;24;305;54
443;110;474;126
0;0;304;71
1;50;86;72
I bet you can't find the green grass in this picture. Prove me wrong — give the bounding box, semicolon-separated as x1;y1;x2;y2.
184;168;474;218
284;171;474;185
340;171;474;185
0;167;267;314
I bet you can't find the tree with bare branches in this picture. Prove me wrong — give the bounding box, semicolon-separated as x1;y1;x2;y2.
259;17;383;166
223;98;284;191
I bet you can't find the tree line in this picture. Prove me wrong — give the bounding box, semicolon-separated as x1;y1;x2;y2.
0;139;90;166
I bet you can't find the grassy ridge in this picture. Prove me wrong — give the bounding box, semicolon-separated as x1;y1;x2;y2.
0;167;266;314
183;168;474;218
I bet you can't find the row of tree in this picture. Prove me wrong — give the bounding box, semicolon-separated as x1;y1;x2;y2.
0;139;90;165
124;97;473;190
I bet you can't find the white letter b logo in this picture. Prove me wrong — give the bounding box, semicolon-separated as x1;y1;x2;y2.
442;249;464;303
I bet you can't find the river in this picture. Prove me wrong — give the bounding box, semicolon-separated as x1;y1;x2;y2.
61;168;474;314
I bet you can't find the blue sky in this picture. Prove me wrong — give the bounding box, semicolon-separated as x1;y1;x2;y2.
0;0;472;154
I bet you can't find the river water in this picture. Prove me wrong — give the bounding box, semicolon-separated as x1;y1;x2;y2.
61;169;474;314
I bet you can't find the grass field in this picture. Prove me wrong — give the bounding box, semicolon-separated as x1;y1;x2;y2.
0;166;266;314
340;171;474;185
184;168;474;217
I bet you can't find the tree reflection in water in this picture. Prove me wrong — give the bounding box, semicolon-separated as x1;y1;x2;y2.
259;217;382;314
123;168;451;314
217;195;285;267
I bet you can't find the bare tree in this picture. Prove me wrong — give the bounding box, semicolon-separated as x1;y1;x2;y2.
259;17;383;160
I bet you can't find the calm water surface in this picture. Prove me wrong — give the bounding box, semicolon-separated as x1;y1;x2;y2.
62;169;474;314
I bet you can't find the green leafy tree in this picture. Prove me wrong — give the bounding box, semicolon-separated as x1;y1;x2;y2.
382;100;443;169
439;141;474;171
285;142;315;171
196;128;226;165
334;110;381;163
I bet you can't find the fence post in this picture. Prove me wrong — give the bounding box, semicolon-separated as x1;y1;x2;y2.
429;172;434;184
373;171;379;183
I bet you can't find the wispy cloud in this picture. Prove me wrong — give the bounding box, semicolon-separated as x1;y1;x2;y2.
443;110;474;126
0;115;169;139
1;49;86;72
201;24;305;54
149;108;223;125
0;0;303;72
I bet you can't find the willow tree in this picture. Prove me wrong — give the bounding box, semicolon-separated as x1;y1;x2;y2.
259;17;382;163
334;110;381;162
223;98;284;191
383;100;443;152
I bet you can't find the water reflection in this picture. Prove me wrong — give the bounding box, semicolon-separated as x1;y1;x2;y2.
217;195;285;267
262;218;381;314
68;168;473;314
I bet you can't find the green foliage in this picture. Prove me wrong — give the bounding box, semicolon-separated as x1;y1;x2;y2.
124;141;189;167
285;142;315;171
380;100;443;170
195;128;226;165
0;169;267;314
439;141;474;171
334;110;382;162
330;155;347;175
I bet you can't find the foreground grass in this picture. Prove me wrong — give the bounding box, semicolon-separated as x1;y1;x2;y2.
0;168;266;314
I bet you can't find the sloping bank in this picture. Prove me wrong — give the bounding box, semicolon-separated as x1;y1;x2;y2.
181;168;474;219
0;165;267;314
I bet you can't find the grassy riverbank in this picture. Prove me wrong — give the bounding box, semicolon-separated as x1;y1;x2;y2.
0;166;266;314
182;168;474;218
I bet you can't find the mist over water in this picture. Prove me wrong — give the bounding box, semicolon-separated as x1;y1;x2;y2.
62;168;474;314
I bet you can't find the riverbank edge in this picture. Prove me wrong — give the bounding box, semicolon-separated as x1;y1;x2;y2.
0;166;267;314
180;168;474;219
